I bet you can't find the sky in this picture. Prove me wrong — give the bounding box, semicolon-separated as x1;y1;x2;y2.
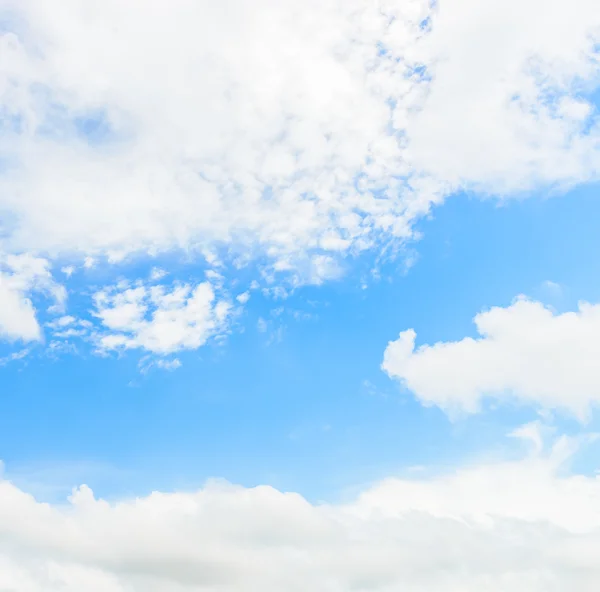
1;0;600;590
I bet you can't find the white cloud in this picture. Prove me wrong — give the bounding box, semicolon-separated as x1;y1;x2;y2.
138;357;182;374
47;315;76;329
0;348;30;366
0;278;40;342
402;0;600;195
236;291;250;304
542;280;563;298
0;430;600;590
382;296;600;417
154;358;182;371
94;280;232;355
149;267;167;281
0;254;65;342
0;0;597;277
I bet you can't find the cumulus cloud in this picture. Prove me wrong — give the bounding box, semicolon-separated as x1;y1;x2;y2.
382;296;600;417
0;0;598;353
0;0;597;275
402;0;600;194
0;429;599;590
0;254;65;342
149;267;168;281
93;281;231;355
93;280;232;355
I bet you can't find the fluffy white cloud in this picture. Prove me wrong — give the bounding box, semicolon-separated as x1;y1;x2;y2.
0;0;598;274
382;296;600;417
0;254;65;342
93;280;232;355
1;0;599;352
403;0;600;194
0;429;599;590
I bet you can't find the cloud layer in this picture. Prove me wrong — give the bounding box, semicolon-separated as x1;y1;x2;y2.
382;297;600;416
0;430;599;591
0;0;598;273
1;0;599;356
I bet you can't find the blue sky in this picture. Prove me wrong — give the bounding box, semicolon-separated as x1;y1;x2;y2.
3;182;600;503
2;1;600;590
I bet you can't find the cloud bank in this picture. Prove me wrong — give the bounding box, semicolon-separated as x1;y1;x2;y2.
0;430;599;591
1;0;599;356
0;0;598;273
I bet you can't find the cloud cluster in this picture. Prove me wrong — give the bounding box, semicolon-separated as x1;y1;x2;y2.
382;297;600;417
0;429;599;591
0;0;598;274
0;0;598;357
93;280;232;355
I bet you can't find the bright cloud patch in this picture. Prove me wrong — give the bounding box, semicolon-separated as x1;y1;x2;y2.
0;0;598;274
0;0;599;362
0;254;65;342
0;431;599;591
93;281;232;355
382;297;600;417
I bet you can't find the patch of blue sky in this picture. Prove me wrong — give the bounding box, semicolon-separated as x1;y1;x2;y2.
27;85;120;146
3;179;600;501
40;107;117;146
73;110;115;144
0;111;23;135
